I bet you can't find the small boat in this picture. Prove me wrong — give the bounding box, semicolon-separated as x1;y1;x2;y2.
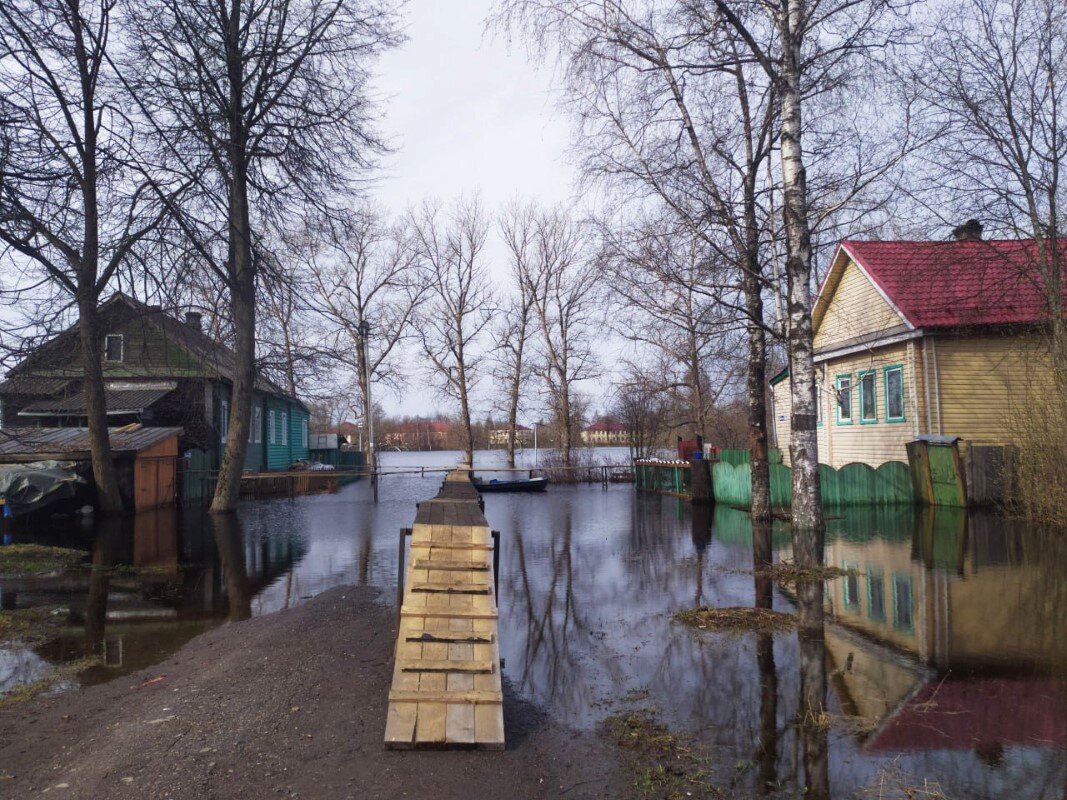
472;476;549;493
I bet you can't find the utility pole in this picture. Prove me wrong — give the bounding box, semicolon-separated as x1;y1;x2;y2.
360;319;377;502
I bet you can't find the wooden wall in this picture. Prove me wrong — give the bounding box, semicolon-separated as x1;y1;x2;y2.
814;258;906;351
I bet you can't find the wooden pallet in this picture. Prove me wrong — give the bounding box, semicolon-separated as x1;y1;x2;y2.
384;467;505;750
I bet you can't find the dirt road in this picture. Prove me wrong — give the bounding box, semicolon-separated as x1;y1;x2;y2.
0;587;626;799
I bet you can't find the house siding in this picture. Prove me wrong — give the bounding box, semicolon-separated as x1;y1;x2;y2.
814;258;907;351
774;342;928;469
933;333;1053;445
265;399;310;470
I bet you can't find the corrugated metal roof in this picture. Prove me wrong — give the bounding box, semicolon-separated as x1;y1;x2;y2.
19;386;175;416
0;425;183;459
0;376;72;395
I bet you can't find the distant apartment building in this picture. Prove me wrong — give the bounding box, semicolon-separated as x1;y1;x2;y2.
488;424;532;447
581;419;633;446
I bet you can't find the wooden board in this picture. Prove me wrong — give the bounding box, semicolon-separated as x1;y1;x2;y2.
384;467;505;750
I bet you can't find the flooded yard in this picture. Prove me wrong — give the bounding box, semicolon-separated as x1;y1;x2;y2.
2;449;1065;798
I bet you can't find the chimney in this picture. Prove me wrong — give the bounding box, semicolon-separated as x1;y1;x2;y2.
952;219;983;241
185;311;203;331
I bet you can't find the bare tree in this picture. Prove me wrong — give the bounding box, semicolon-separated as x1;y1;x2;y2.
0;0;165;513
411;197;495;464
304;209;424;469
599;217;746;446
912;0;1066;371
123;0;402;511
611;363;675;460
495;203;539;467
519;205;600;467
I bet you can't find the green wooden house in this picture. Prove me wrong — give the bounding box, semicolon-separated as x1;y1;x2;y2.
0;293;310;475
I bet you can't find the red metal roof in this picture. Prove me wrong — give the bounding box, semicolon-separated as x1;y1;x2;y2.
865;677;1065;752
840;239;1067;329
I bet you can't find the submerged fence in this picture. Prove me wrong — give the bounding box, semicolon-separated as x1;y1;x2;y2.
637;448;915;508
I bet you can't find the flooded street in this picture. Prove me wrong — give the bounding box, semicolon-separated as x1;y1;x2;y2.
2;449;1065;798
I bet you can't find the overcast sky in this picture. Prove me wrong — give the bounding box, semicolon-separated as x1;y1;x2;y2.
373;2;575;215
369;1;598;420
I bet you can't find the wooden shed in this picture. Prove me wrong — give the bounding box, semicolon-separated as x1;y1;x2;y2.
0;424;183;510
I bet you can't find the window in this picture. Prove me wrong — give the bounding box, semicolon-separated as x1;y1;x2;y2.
268;409;276;445
842;562;860;612
893;574;913;632
835;375;853;424
104;334;124;362
301;418;308;448
281;412;288;446
816;380;823;427
867;567;886;622
254;407;262;443
859;370;878;423
220;400;229;443
884;366;905;422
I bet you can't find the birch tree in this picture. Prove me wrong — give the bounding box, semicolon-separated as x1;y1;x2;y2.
123;0;401;512
0;0;164;513
412;197;495;465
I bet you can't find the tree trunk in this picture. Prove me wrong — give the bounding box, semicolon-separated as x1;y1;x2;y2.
778;1;823;562
560;388;572;467
78;294;124;513
744;255;771;525
458;371;474;464
211;0;255;513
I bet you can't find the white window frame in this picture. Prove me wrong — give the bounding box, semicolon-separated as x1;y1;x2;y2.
104;334;124;362
220;399;229;443
268;409;276;445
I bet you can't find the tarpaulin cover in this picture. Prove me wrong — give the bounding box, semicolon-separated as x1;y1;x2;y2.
0;461;84;517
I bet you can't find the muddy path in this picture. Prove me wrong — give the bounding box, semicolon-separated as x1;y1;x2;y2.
0;587;627;799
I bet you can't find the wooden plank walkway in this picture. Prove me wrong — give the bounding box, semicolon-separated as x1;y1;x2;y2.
384;466;505;750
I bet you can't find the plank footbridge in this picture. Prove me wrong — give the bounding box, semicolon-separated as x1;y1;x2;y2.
384;466;505;749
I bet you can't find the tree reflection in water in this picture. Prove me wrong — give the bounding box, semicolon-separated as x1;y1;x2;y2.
211;513;252;621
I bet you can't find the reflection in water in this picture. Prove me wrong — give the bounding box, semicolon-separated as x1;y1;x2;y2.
0;449;1064;798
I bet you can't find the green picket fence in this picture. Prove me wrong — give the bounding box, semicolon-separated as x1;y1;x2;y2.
711;458;914;509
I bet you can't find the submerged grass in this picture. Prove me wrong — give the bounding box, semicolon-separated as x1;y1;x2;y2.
673;606;796;634
603;709;719;800
0;606;65;645
0;544;87;576
759;560;854;585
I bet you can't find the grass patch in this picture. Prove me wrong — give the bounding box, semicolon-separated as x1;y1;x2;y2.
604;710;719;799
0;544;87;577
0;607;66;645
673;606;796;634
758;560;854;585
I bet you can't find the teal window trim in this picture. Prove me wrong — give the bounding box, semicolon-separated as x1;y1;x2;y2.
891;572;914;633
866;565;886;622
858;369;878;424
835;374;854;425
883;364;906;423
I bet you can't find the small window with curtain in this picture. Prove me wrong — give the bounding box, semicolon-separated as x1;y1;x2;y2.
884;366;905;422
104;334;124;362
281;412;288;445
835;375;853;424
859;370;878;423
254;407;262;443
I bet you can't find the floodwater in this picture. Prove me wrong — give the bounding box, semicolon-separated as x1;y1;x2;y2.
2;448;1065;799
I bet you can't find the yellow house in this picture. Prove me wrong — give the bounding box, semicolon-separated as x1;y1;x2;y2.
771;229;1060;469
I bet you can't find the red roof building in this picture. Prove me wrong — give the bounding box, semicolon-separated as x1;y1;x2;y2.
772;231;1062;471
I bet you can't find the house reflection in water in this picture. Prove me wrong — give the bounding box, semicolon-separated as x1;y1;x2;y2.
3;508;307;690
786;505;1066;762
